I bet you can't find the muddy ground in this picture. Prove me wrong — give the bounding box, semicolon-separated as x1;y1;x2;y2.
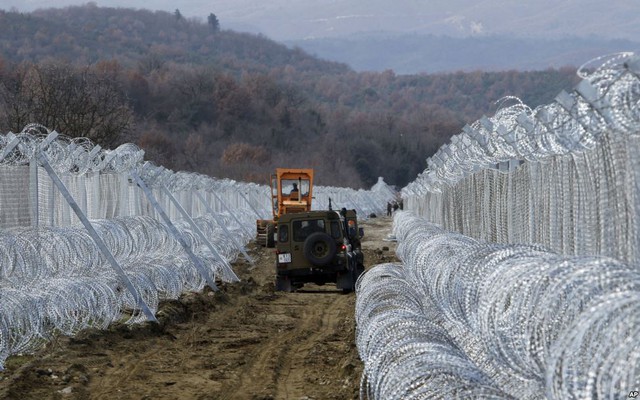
0;216;399;400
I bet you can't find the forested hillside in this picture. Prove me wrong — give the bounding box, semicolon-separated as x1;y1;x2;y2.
0;5;580;188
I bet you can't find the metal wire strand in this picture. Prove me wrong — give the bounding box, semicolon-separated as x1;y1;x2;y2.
355;212;640;399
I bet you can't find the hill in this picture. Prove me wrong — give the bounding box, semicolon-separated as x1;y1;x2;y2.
0;6;580;188
287;34;640;74
0;5;349;75
8;0;636;42
190;0;640;42
4;0;640;74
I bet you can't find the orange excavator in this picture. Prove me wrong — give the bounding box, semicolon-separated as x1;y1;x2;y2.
256;168;314;247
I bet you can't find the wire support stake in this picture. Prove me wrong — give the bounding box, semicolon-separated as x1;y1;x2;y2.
195;191;255;266
36;149;157;323
159;185;239;282
130;170;221;291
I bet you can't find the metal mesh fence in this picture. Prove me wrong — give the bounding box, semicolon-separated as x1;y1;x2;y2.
357;52;640;399
403;52;640;265
0;124;395;369
356;212;640;399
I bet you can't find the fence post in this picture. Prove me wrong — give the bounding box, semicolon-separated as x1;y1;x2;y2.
195;191;254;266
159;185;238;282
35;132;157;323
236;188;263;219
209;190;253;237
130;169;230;291
29;158;38;227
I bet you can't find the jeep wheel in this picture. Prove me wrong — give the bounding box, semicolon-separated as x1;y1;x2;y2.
303;232;337;266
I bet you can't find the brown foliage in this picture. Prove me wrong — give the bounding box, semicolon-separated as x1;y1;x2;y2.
137;129;176;163
0;6;580;188
221;143;270;166
0;61;133;147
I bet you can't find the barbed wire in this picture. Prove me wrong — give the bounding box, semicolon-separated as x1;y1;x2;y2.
404;52;640;197
402;52;640;266
356;212;640;399
0;212;252;367
0;123;395;369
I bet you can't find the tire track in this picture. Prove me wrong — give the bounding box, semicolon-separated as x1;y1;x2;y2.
225;290;353;399
277;292;350;398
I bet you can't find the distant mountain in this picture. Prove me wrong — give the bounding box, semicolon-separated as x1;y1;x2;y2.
0;5;584;187
191;0;640;42
286;33;640;74
0;5;349;75
5;0;639;42
3;0;639;74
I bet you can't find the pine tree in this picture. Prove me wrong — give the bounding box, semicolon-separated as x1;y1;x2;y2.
207;13;220;33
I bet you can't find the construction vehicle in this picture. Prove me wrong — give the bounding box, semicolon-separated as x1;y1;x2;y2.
274;207;365;292
256;168;314;247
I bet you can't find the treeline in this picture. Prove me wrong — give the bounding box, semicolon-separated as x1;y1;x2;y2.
0;6;580;188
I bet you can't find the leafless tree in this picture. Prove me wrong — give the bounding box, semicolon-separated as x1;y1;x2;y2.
0;61;133;147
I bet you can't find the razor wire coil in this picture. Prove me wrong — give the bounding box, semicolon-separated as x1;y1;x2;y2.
0;123;395;369
404;52;640;266
356;212;640;399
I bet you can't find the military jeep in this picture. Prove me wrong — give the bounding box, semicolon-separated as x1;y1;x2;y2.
274;209;365;292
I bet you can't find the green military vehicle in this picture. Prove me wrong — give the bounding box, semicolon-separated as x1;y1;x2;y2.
274;208;365;292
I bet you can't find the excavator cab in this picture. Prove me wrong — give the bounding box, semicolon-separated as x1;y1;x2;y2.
258;168;314;247
278;175;312;215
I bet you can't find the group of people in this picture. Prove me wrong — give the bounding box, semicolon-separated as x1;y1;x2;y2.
386;199;403;216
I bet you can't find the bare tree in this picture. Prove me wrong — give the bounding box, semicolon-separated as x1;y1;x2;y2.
0;64;34;133
0;61;133;147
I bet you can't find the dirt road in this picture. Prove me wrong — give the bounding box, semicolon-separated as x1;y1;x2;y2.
0;216;398;400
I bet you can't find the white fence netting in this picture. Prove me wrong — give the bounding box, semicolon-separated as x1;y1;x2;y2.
0;124;395;369
356;212;639;399
355;52;640;399
402;52;640;265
